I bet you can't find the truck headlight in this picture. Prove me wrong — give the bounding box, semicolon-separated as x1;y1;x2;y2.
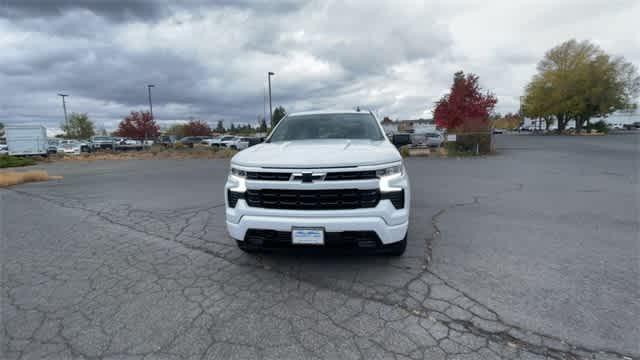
376;165;402;178
228;167;247;193
378;164;405;193
230;167;246;178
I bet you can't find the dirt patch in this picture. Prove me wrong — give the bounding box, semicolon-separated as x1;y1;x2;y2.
45;147;237;162
0;170;63;187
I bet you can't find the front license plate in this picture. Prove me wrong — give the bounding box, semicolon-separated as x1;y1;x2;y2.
292;228;324;245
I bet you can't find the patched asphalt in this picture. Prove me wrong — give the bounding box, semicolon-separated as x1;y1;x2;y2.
1;133;638;359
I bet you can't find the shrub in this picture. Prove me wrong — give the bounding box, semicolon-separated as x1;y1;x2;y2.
0;170;62;187
448;133;493;154
588;120;609;134
0;155;37;168
400;146;410;157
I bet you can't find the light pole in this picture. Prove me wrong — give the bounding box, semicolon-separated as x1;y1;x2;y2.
147;84;155;118
147;84;155;145
58;93;69;128
268;72;275;127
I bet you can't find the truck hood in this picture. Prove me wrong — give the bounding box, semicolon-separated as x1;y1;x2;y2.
231;139;401;168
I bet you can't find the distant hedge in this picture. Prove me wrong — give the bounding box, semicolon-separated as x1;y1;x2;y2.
0;155;37;168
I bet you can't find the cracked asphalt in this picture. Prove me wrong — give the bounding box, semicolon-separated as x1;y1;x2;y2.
1;133;638;360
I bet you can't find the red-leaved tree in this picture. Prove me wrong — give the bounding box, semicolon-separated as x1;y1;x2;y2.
185;119;212;136
114;111;160;140
433;71;497;132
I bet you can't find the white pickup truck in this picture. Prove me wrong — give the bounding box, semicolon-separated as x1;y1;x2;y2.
225;110;410;255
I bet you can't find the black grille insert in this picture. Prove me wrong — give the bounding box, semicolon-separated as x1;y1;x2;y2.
324;170;377;181
246;189;379;210
381;190;405;209
227;190;244;208
246;172;291;181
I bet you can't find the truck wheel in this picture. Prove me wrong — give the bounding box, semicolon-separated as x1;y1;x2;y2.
385;235;407;256
237;240;259;253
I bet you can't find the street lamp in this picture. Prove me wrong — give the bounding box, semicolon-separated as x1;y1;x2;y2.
147;84;155;118
58;93;69;127
268;72;275;127
146;85;155;145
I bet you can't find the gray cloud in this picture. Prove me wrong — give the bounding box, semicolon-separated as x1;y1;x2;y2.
0;0;306;22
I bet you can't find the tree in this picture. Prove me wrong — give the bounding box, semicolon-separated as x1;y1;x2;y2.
114;111;159;140
381;117;393;124
229;123;236;133
186;119;211;136
215;120;225;133
272;106;287;127
492;112;522;130
165;123;189;138
257;116;268;132
433;71;497;131
61;112;95;139
0;122;4;139
523;39;640;132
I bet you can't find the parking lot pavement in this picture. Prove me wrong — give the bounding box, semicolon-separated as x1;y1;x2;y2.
1;133;638;359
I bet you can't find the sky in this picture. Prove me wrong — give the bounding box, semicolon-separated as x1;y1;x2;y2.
1;0;638;131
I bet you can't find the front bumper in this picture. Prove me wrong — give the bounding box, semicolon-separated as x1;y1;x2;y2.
225;167;410;245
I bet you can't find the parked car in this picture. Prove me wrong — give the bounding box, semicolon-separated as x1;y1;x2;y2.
58;140;83;155
158;135;177;147
0;144;8;155
247;137;263;147
492;128;504;134
220;136;241;148
178;136;204;148
91;136;116;150
79;140;94;153
424;132;444;147
201;136;221;146
390;133;412;148
623;122;640;130
209;135;236;148
114;138;143;151
222;137;251;150
226;110;410;255
47;139;60;154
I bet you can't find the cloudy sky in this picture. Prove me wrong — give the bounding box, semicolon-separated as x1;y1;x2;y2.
1;0;638;131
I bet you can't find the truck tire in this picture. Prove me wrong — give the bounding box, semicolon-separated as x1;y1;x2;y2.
237;240;259;253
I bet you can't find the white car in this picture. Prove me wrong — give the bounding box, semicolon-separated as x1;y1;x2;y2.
0;144;8;155
412;132;443;147
201;136;220;146
424;132;444;147
225;110;410;255
58;140;82;155
223;137;251;150
208;135;236;147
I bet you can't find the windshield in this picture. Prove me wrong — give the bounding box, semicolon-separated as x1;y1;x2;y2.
221;136;235;141
268;113;384;142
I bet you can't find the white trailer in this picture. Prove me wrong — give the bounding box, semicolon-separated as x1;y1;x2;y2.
6;125;48;156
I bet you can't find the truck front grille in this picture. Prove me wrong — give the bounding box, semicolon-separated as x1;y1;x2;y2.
245;189;379;210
